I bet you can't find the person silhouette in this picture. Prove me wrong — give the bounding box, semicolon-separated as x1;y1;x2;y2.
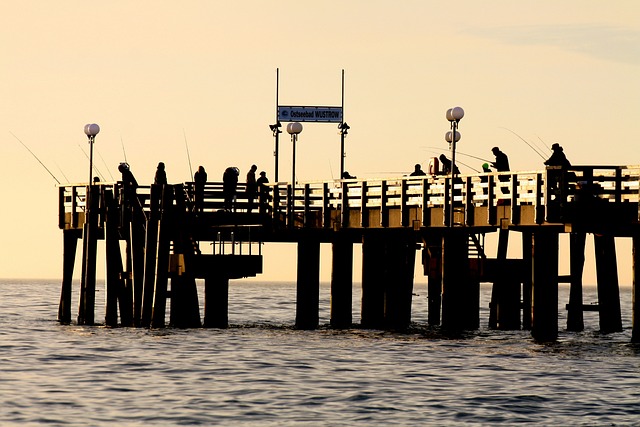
246;164;258;213
223;167;239;211
154;162;167;185
256;171;271;214
410;164;426;176
544;143;571;168
193;165;207;213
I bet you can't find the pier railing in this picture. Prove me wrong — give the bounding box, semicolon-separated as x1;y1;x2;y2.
59;165;640;232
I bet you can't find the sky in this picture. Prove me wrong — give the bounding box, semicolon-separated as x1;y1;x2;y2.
1;1;639;285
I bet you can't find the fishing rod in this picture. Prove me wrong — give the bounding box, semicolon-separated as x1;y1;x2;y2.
78;144;106;181
120;135;128;164
183;129;194;181
422;148;480;173
54;162;70;183
96;150;115;181
535;134;551;152
499;127;547;160
421;146;492;163
10;131;61;184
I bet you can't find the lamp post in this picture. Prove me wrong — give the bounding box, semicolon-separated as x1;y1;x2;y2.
84;123;100;185
287;122;303;185
445;107;464;227
338;122;350;177
269;122;282;182
286;122;303;226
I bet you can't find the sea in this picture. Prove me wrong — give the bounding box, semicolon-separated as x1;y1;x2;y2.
1;279;639;426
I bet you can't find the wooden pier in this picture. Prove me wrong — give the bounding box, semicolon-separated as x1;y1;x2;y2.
57;165;640;342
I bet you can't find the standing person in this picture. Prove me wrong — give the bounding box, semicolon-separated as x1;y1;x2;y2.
544;143;571;168
223;166;239;211
118;162;138;202
410;163;426;176
193;165;207;213
491;147;510;172
439;154;460;175
154;162;167;185
256;171;270;214
491;147;510;194
246;164;258;213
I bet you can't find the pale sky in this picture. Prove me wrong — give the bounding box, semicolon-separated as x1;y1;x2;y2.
1;1;639;284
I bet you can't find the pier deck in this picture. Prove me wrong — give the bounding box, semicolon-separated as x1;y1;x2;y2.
57;165;640;342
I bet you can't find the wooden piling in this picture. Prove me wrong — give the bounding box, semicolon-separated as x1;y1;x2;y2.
361;235;386;328
423;236;442;326
78;185;99;326
140;184;162;327
151;185;173;328
383;236;416;330
566;232;586;332
632;234;640;343
330;236;353;328
489;229;520;330
170;185;202;328
594;234;622;333
204;275;229;328
441;230;470;332
531;231;559;342
104;189;129;327
295;238;321;329
521;231;533;330
129;217;146;326
58;230;79;324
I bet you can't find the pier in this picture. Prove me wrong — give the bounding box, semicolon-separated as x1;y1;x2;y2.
57;165;640;342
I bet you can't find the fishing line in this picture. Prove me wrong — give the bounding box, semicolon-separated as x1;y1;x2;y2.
54;161;70;183
183;128;194;181
78;144;106;181
96;150;115;181
421;146;492;162
10;131;61;184
499;127;547;160
120;135;128;164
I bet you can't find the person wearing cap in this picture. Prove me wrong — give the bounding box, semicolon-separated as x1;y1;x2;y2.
256;171;271;214
118;162;139;213
154;162;167;186
544;143;571;168
491;147;510;195
246;164;258;213
223;166;239;211
193;165;207;213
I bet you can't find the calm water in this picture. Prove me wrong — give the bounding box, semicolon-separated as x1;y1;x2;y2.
1;279;639;426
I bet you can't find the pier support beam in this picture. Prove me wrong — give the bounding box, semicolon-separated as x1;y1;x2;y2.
204;275;229;328
58;230;79;324
361;235;386;328
296;238;321;329
594;234;622;333
632;234;640;343
150;186;173;328
489;229;521;330
566;232;586;332
423;236;443;326
531;231;559;342
521;231;533;330
140;184;162;327
383;236;416;330
78;185;99;326
441;230;472;332
104;190;131;327
330;236;353;328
